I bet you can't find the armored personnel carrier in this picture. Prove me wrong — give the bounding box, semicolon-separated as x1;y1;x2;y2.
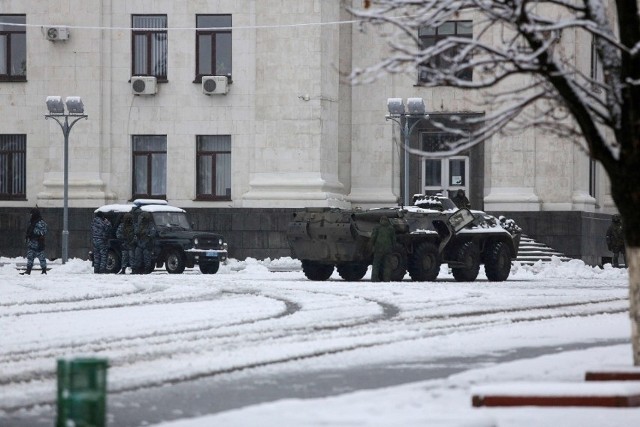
287;195;520;282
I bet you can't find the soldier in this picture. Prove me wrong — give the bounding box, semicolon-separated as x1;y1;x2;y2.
91;211;112;273
606;214;626;268
134;211;156;274
116;213;136;274
451;189;471;209
22;208;48;275
370;216;396;282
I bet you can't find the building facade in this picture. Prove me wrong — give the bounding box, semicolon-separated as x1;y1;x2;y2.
0;0;616;264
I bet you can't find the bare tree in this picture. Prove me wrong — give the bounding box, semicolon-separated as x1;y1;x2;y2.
349;0;640;365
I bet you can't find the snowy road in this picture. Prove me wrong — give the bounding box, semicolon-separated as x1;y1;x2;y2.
0;258;633;426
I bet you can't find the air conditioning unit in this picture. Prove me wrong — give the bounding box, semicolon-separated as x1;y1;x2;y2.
131;76;157;95
45;26;70;41
202;76;229;95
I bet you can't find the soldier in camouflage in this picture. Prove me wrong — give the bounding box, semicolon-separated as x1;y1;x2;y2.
23;208;48;275
451;189;471;209
116;213;136;274
606;214;626;268
370;216;396;282
134;211;156;274
91;211;112;273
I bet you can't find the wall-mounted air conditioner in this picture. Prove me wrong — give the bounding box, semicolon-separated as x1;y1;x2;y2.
45;26;70;41
131;76;157;95
202;76;229;95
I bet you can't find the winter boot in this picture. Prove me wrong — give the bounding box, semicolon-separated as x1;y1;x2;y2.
21;266;32;275
41;268;47;274
119;267;127;274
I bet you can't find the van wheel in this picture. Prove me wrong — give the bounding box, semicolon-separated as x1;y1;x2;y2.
105;249;121;274
165;249;186;274
199;261;220;274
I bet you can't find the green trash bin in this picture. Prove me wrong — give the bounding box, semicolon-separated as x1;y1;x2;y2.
56;357;108;427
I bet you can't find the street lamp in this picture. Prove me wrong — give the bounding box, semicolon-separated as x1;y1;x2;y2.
45;96;88;264
386;97;428;206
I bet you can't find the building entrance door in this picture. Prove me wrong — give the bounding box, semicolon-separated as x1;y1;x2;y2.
421;156;469;199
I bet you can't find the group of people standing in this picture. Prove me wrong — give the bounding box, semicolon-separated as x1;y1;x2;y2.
91;210;156;274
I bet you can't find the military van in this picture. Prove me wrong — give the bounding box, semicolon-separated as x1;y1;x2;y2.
94;199;228;274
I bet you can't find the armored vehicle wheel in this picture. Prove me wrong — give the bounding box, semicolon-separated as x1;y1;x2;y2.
484;241;511;281
408;242;441;281
388;245;407;281
199;261;220;275
451;241;480;282
165;249;186;274
337;263;368;281
301;260;334;281
105;249;121;274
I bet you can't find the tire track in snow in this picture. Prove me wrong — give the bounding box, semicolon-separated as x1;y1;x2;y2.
0;292;626;413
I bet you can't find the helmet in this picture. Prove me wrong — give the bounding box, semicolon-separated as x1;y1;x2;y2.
30;208;41;221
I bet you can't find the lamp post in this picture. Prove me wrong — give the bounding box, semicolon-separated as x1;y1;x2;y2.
45;96;88;264
386;98;428;206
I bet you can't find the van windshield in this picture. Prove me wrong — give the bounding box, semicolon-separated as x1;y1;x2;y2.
152;211;192;230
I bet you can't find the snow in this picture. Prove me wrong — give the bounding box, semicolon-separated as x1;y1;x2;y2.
473;382;640;397
1;256;639;427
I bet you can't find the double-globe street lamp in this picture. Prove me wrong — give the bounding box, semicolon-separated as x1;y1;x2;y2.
386;98;429;206
45;96;88;264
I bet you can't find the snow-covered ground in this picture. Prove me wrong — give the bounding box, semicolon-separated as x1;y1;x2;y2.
1;256;638;427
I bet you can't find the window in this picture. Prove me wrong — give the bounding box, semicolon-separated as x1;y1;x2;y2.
0;15;26;81
196;135;231;200
589;159;597;199
418;21;472;82
132;15;167;80
589;37;600;200
0;134;26;199
195;15;232;82
590;36;602;93
421;131;470;196
132;135;166;199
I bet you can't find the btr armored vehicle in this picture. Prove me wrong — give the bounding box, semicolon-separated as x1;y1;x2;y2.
287;195;520;282
94;200;228;274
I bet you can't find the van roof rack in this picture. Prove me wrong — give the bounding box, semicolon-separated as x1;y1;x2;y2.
133;199;168;207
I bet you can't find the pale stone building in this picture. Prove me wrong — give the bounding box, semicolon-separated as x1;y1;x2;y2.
0;0;615;263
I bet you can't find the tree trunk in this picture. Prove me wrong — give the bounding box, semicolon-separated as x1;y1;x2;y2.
629;246;640;365
608;168;640;366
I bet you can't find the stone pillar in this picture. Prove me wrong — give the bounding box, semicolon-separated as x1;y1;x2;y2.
242;0;349;208
483;130;541;211
36;5;113;207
